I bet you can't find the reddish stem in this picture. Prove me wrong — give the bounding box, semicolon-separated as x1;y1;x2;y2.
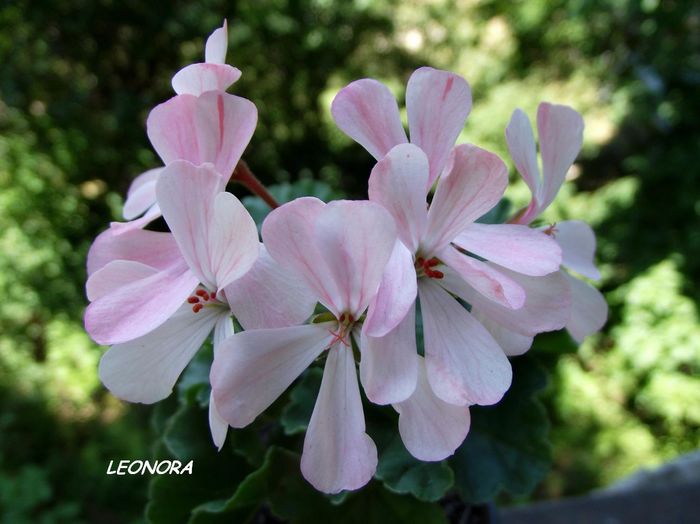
231;160;279;209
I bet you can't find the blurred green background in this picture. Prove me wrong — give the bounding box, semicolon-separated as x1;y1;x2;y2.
0;0;698;521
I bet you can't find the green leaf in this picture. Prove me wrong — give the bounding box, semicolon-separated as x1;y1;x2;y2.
177;342;213;408
476;198;512;224
280;367;322;435
375;435;454;502
449;355;551;503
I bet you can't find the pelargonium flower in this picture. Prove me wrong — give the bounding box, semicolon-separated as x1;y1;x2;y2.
211;198;398;493
506;102;608;341
331;67;471;186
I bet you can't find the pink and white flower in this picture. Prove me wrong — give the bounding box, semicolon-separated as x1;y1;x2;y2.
506;102;607;341
211;198;398;493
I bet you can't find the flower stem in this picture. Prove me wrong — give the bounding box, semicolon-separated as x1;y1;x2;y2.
231;160;280;209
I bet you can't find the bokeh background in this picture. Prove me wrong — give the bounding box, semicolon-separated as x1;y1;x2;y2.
1;0;698;522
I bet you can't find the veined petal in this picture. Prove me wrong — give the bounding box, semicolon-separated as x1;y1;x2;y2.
85;260;199;345
438;246;525;310
505;108;540;205
453;223;562;276
208;192;259;289
205;20;228;64
301;345;378;493
99;305;220;403
156;160;227;289
552;220;601;280
262;197;340;314
363;241;417;338
471;309;534;356
314;200;397;317
111;204;162;233
406;67;472;185
564;272;608;342
172;64;242;96
368;143;428;252
418;279;512;406
360;303;418;405
331;78;408;160
538;102;584;211
226;245;317;330
87;227;181;276
211;323;334;428
209;393;229;451
147;94;199;166
86;260;158;302
123;168;162;220
443;263;571;336
423;144;508;253
394;356;471;461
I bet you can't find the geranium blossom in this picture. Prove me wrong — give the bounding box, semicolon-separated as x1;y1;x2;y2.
211;198;398;493
506;102;608;341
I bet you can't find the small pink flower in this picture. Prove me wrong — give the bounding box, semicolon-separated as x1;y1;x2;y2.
211;198;398;493
505;102;608;341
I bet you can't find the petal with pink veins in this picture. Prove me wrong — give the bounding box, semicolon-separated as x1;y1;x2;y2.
406;67;472;185
210;314;235;450
226;245;317;330
551;220;601;280
86;260;158;302
423;144;508;253
85;260;199;345
442;263;571;336
564;272;608;342
360;303;418;405
394;356;471;461
123;168;162;220
363;241;417;338
453;223;561;276
471;309;534;356
262;197;341;314
98;304;221;403
314;200;397;317
301;345;378;493
211;323;334;428
438;246;525;310
505;108;540;203
331;79;408;160
368;143;428;252
418;279;512;406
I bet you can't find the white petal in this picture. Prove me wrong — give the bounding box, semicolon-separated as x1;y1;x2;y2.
86;260;158;302
471;309;534;356
565;272;608;342
205;20;228;64
123;168;162;220
552;220;601;280
209;392;229;451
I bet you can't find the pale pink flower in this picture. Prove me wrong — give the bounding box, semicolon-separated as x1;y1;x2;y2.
211;198;399;493
506;103;608;341
331;67;472;186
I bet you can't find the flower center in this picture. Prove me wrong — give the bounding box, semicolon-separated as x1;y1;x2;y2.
329;312;354;347
415;256;444;279
187;288;226;313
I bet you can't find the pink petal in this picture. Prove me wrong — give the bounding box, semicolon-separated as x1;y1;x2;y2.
418;279;512;406
211;323;334;428
360;303;418;405
301;345;378;493
147;92;257;179
423;144;508;253
471;310;534;356
538;102;584;211
87;227;181;276
331;78;408;160
367;143;428;252
438;246;525;309
225;245;317;330
453;223;562;276
564;272;607;342
171;64;242;96
99;304;221;403
209;393;229;451
406;67;472;185
442;264;571;336
123;168;162;220
111;204;163;233
85;260;199;345
363;241;417;338
552;220;601;280
205;20;228;64
208;192;260;289
314;200;397;317
394;357;471;461
155;160;227;289
261;197;341;314
505;108;540;207
86;260;158;302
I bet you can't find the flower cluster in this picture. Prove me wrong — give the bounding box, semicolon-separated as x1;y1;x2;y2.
84;22;607;494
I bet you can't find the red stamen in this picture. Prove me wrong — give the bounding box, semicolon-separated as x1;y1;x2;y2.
210;291;217;300
195;289;207;297
426;257;440;267
192;303;203;313
187;296;199;304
